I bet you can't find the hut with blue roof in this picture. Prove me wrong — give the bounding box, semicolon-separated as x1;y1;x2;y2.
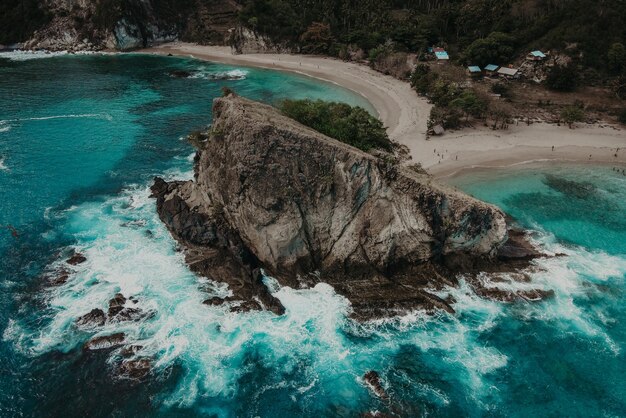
484;64;499;76
527;50;547;61
467;65;482;77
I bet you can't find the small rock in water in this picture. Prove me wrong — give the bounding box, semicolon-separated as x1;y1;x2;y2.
107;293;151;322
518;288;555;301
203;296;226;306
475;287;554;303
229;300;262;313
83;333;125;351
118;358;151;380
47;270;69;286
108;293;127;317
76;309;106;328
363;371;388;400
66;253;87;265
120;345;144;358
168;69;194;78
115;307;151;322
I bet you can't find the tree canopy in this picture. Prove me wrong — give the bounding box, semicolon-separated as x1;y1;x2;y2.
279;99;391;152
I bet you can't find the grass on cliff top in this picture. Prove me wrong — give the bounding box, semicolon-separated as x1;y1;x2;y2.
279;99;391;152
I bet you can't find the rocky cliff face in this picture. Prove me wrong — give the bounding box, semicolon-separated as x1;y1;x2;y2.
17;0;241;51
152;95;537;319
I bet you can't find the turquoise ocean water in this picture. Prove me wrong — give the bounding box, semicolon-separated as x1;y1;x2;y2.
0;53;625;417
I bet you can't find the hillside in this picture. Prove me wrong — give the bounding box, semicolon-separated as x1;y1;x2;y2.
3;1;625;75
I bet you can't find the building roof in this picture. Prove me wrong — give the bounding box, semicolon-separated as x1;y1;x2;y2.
468;66;482;73
435;51;449;60
484;64;499;71
497;67;518;76
530;50;546;58
432;125;445;135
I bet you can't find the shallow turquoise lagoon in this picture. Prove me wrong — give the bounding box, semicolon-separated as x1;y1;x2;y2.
0;53;625;417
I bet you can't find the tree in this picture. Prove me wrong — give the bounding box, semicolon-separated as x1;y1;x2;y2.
410;64;437;95
428;79;462;106
279;99;391;152
608;42;626;75
450;90;488;120
617;109;626;125
300;22;333;54
561;105;585;128
428;106;462;129
490;82;510;98
463;32;516;67
546;64;579;92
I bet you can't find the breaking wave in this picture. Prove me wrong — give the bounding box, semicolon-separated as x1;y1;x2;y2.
189;69;248;81
0;50;100;61
0;114;113;125
6;173;625;414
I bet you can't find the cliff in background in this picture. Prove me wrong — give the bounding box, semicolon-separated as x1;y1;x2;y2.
1;0;243;51
151;95;538;319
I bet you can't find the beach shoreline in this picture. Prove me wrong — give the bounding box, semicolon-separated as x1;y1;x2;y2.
140;42;626;178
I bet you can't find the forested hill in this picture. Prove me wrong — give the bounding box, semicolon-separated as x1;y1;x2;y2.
241;0;626;74
1;0;625;77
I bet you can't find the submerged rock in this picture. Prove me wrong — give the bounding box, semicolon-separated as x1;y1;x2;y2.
474;286;555;303
363;371;388;400
84;333;125;351
152;95;537;319
66;253;87;265
118;358;151;380
108;293;127;317
107;293;152;322
203;296;227;306
76;309;106;328
169;69;194;78
47;270;69;286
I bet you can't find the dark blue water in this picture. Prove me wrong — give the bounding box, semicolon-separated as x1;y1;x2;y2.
1;53;625;417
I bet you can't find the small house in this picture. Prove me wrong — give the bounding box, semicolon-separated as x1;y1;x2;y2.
497;66;519;79
433;47;449;61
432;125;445;136
484;64;499;76
527;50;547;61
467;66;482;77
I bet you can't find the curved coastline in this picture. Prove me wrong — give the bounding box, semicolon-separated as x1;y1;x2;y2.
140;42;626;178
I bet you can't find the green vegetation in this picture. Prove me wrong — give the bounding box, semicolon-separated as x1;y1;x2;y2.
490;82;510;98
410;64;495;130
279;99;391;152
4;0;626;86
608;43;626;75
463;32;515;68
561;105;585;128
546;64;579;92
0;0;49;44
238;0;626;83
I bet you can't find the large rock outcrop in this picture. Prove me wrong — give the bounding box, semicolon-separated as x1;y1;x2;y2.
15;0;242;51
152;95;530;319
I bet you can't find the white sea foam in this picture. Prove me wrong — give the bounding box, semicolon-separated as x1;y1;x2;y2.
0;113;113;124
6;176;626;411
0;50;104;61
189;69;248;81
0;157;8;172
0;125;10;133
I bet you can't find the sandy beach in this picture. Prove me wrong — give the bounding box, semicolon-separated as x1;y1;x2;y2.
142;42;626;177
